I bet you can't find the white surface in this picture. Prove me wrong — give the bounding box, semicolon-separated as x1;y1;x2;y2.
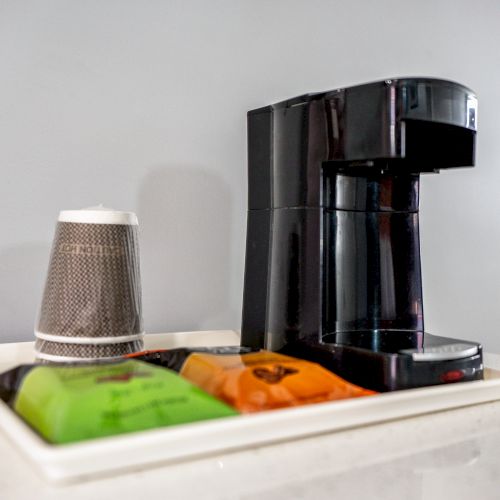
2;402;500;500
0;1;500;353
58;206;138;225
1;330;500;485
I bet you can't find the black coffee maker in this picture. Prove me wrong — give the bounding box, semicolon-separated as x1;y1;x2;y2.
241;78;483;392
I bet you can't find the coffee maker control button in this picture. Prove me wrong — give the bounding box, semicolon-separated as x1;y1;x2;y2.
400;343;479;362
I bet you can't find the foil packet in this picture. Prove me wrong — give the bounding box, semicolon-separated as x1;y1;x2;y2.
0;360;237;444
128;348;377;412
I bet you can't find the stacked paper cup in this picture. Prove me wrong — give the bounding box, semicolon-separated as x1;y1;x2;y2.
35;207;144;363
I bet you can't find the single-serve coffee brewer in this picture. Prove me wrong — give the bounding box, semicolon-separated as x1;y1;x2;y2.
241;78;483;391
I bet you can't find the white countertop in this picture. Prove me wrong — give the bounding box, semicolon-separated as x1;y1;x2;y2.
1;334;500;499
2;400;500;499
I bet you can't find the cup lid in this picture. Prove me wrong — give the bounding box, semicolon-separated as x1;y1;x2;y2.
58;205;138;225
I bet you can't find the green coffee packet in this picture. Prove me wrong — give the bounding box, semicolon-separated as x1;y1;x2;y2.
11;360;237;444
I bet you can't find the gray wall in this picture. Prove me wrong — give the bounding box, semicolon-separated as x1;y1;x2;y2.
1;0;500;351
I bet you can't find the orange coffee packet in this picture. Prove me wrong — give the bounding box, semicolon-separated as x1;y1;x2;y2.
179;350;376;413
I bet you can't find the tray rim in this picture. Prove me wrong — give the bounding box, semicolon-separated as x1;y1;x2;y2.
1;330;499;484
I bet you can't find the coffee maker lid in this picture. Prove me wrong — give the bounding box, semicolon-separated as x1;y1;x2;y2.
264;77;477;132
58;205;139;225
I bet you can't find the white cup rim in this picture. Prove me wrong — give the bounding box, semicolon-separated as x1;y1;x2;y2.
34;331;145;344
58;207;138;225
34;351;126;363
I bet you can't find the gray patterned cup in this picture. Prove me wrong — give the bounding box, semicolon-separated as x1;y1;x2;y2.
35;207;144;363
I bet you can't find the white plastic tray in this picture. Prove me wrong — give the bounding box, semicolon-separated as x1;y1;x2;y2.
0;330;500;484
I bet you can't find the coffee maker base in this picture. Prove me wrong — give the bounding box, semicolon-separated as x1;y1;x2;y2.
282;332;483;392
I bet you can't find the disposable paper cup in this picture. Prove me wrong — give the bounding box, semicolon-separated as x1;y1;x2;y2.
35;206;144;360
